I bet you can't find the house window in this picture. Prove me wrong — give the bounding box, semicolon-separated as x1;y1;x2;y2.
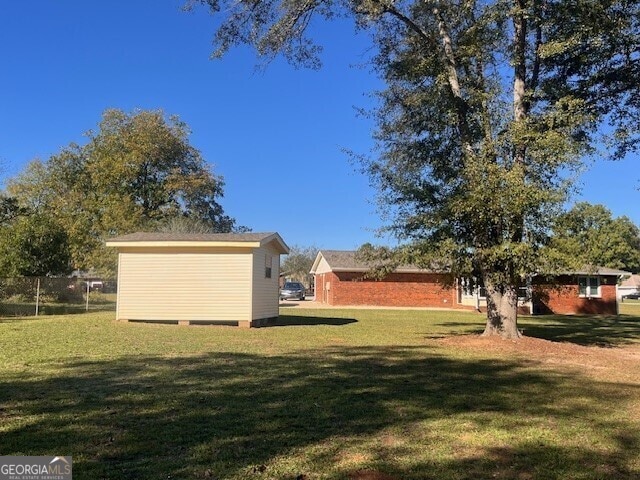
578;276;600;297
265;255;272;279
459;277;477;297
462;277;527;300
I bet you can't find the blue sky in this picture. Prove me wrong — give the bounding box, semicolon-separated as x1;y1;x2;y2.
1;1;637;251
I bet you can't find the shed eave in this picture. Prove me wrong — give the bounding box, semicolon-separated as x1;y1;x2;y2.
259;233;290;254
105;240;262;249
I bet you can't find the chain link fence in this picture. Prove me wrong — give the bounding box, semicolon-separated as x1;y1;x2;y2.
0;277;117;317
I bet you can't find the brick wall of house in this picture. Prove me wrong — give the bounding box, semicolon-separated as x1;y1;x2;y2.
314;271;474;309
532;275;618;315
315;271;619;315
315;272;334;304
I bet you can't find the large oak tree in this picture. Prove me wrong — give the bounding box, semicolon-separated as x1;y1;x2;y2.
188;0;639;339
8;109;238;275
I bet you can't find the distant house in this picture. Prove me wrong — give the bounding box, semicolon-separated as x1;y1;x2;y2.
618;274;640;299
106;232;289;327
310;250;628;315
310;250;462;309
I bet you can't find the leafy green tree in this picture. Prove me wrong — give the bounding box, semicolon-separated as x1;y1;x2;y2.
8;109;238;275
0;214;72;277
281;245;318;287
189;0;640;338
156;216;219;234
9;153;97;271
547;203;640;273
0;196;25;225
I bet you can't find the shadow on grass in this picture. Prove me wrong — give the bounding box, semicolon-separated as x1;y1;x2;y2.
278;303;298;308
437;314;640;347
271;315;357;327
519;315;640;347
1;346;638;479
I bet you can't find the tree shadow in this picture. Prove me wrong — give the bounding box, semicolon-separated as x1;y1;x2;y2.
270;315;357;326
431;322;485;336
392;439;640;479
437;314;640;347
1;346;638;479
519;315;640;347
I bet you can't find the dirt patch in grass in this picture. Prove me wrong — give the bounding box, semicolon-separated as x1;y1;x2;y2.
347;470;399;480
438;334;640;380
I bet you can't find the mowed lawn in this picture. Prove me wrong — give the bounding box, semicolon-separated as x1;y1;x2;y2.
1;306;639;480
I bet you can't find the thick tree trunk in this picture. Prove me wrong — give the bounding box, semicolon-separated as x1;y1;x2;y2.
482;281;521;339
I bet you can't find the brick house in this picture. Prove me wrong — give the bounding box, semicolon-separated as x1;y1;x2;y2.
531;269;626;315
310;250;628;315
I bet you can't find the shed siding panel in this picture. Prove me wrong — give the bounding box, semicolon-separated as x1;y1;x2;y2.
117;251;252;321
251;245;281;320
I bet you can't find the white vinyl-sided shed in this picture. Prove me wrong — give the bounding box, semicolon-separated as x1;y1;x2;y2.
106;232;289;327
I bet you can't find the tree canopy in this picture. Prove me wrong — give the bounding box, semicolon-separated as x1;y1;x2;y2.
190;0;640;338
0;196;26;226
281;245;318;287
0;213;72;277
7;109;238;275
547;202;640;273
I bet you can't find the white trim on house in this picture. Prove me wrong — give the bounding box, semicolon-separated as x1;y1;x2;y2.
578;275;601;298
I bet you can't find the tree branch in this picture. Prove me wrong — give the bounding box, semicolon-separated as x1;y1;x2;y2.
432;5;475;158
529;20;542;95
512;0;527;121
382;5;431;44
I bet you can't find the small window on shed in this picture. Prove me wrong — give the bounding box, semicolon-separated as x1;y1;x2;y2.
265;254;273;279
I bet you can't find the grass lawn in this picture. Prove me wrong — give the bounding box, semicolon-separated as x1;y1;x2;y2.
620;298;640;313
1;308;639;479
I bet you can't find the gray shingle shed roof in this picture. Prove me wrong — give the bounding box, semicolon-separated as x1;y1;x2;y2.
106;232;289;254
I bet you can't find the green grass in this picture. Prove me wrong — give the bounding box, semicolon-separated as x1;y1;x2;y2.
620;299;640;313
518;314;640;347
1;308;639;479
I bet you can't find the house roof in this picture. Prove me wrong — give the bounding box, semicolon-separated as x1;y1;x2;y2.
620;274;640;288
310;250;433;274
554;266;631;277
106;232;289;254
310;250;630;277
